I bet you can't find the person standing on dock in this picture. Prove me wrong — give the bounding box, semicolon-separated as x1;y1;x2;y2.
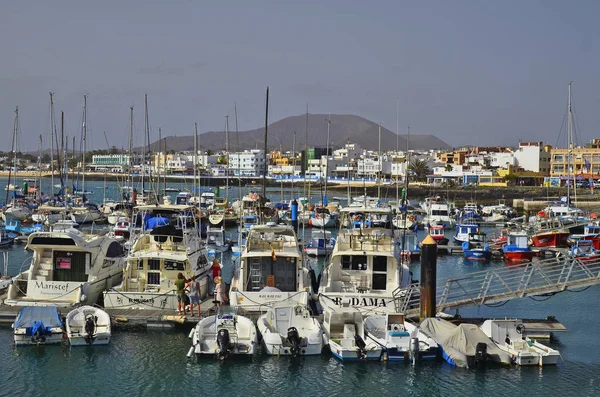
214;276;227;309
175;272;187;315
186;277;201;317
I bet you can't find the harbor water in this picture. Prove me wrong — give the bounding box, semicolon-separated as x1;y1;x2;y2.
1;179;600;395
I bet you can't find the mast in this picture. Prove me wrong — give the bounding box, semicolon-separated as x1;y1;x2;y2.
158;127;163;195
225;115;230;200
325;115;330;203
347;138;351;205
396;98;400;204
128;107;134;198
377;124;382;200
262;87;268;200
292;131;296;194
61;112;66;198
568;81;576;205
49;93;56;197
82;94;87;197
37;134;43;202
194;123;198;200
304;104;308;198
401;126;410;254
5;107;18;205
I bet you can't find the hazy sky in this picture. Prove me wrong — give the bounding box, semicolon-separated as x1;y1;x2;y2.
2;0;600;151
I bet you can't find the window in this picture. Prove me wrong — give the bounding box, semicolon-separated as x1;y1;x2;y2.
373;256;387;272
147;272;160;285
148;259;161;270
164;260;185;271
341;255;368;270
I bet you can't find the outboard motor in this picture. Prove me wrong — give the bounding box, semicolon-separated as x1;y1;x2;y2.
409;337;420;362
216;329;233;360
474;342;488;368
354;334;367;359
84;315;97;344
31;321;46;344
287;327;301;357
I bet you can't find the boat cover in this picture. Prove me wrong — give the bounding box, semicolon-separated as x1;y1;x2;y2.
13;307;63;335
420;318;511;367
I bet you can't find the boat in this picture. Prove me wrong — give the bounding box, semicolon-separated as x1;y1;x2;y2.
5;229;126;307
164;187;180;192
0;232;15;248
398;231;421;262
392;208;421;230
187;308;258;360
321;300;382;361
304;229;335;257
112;218;132;241
428;224;449;246
319;206;411;314
256;302;323;356
571;224;600;249
530;218;570;248
363;313;438;361
103;204;212;310
13;307;65;346
106;202;133;225
66;305;111;346
420;317;512;368
2;200;33;222
569;239;599;261
454;223;479;245
32;205;68;226
461;231;492;261
4;220;40;235
229;223;309;312
206;225;230;252
51;219;80;231
70;203;104;224
503;231;534;264
309;207;337;228
480;319;561;366
208;212;224;226
242;214;259;230
421;196;456;229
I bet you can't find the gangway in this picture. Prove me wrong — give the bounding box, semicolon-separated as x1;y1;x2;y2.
396;256;600;318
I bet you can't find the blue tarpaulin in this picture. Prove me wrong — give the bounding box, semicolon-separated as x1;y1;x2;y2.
13;307;63;335
145;216;169;230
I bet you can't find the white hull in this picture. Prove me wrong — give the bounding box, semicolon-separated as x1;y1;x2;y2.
3;207;31;222
188;313;258;359
326;337;382;361
71;211;103;224
310;215;336;228
66;305;111;346
305;247;332;257
14;332;64;346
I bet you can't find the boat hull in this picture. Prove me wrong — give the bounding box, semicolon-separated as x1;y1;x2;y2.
531;232;570;248
503;250;534;263
464;249;492;261
328;341;382;361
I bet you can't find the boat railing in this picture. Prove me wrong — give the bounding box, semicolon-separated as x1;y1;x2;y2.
336;230;393;251
132;233;190;252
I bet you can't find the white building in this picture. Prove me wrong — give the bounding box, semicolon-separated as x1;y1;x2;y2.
514;142;551;173
489;151;517;168
228;149;266;177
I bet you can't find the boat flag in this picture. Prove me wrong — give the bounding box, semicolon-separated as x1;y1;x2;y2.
271;247;277;261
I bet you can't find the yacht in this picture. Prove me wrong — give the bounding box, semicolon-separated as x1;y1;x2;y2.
5;229;126;307
421;197;456;229
304;229;335;257
318;206;411;314
103;204;211;310
32;205;68;226
229;223;309;312
206;225;230;252
70;203;104;224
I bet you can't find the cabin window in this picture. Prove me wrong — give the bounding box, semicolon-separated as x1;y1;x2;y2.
106;242;125;258
53;251;87;282
148;259;161;271
164;260;185;271
373;256;387;272
147;272;160;285
341;255;368;270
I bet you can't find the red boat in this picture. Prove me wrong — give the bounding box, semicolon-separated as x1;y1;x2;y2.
531;231;570;248
503;231;534;264
428;225;449;245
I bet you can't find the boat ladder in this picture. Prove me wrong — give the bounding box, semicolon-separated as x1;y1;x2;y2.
249;258;262;291
395;256;600;318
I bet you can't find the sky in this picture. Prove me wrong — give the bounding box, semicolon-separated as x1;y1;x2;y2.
2;0;600;151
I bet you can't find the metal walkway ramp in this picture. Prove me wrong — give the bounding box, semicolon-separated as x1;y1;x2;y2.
396;256;600;318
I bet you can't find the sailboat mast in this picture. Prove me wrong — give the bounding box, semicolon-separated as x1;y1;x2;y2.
5;107;18;205
49;93;55;196
304;104;308;198
396;98;399;203
262;87;269;200
82;94;87;196
325;115;330;202
194;123;198;200
225;115;230;200
377;124;381;201
129;107;134;196
568;81;577;205
567;82;572;203
292;131;296;194
37;134;43;202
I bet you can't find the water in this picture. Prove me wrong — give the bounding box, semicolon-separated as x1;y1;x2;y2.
1;178;600;395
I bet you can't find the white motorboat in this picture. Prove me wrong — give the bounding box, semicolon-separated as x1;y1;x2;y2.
66;305;111;346
480;319;561;366
2;200;32;222
33;206;68;226
420;318;512;368
187;309;258;360
229;223;309;312
420;197;456;229
321;300;382;361
319;206;411;314
103;204;211;310
51;219;80;232
304;229;335;257
71;203;104;224
257;303;323;356
309;207;336;228
13;307;65;346
112;218;131;241
364;313;438;361
5;229;126;307
206;226;230;252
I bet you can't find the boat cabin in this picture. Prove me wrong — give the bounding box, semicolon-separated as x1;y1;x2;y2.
507;232;529;249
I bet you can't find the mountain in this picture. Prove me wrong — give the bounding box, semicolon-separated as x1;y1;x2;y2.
149;114;451;152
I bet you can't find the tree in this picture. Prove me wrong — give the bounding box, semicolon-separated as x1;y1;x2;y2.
502;173;519;186
409;159;429;182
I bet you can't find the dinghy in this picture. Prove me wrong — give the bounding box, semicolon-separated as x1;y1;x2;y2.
257;303;323;356
13;307;65;346
66;305;111;346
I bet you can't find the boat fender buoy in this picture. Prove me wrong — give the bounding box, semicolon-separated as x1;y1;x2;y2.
115;317;129;323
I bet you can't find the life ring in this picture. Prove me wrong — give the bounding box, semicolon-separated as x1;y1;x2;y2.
538;211;546;218
408;215;416;223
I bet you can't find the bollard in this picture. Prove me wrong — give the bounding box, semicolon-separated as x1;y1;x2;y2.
291;199;298;234
420;234;437;321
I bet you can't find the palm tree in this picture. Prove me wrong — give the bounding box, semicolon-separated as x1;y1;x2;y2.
409;159;429;182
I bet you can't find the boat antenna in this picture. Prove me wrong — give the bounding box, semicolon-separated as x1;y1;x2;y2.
262;87;268;201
